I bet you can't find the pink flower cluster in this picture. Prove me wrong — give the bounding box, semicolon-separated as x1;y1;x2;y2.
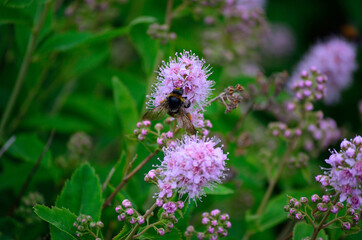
115;199;145;225
73;214;103;239
285;194;360;230
316;136;362;209
147;51;214;127
222;0;265;36
306;116;340;150
291;67;327;105
157;135;228;201
185;209;231;239
290;37;357;104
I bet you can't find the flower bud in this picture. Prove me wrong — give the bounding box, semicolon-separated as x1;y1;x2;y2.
154;123;163;131
157;228;165;236
311;194;320;202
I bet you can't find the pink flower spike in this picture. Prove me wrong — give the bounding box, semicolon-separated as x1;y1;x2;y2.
146;51;214;127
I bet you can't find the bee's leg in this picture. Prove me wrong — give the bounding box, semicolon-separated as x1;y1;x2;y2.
184;100;191;108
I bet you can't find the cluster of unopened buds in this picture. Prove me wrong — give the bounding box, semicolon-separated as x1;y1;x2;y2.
291;67;327;110
116;198;183;236
134;120;177;145
115;199;144;225
16;192;44;224
216;84;245;113
284;194;360;232
73;214;103;239
185;209;231;239
288;152;309;169
316;135;362;209
304;112;340;151
147;23;177;44
269;122;302;139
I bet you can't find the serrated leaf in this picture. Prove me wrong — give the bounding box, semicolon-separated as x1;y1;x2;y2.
112;76;139;134
113;223;132;240
7;133;51;167
204;185;234;195
293;222;328;240
56;163;103;221
34;205;77;240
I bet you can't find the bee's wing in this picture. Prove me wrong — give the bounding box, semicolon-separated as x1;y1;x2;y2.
178;108;196;135
142;101;167;120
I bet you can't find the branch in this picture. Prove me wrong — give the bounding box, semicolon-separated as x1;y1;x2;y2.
8;129;55;216
102;150;160;209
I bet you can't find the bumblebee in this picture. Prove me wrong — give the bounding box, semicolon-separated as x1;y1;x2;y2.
143;87;196;134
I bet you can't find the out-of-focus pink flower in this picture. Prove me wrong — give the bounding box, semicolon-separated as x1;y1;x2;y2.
290;37;357;104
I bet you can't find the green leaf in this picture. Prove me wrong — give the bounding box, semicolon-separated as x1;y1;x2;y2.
22;114;95;133
34;205;77;240
204;185;234;195
301;167;311;184
345;230;362;240
139;227;182;239
129;16;159;76
56;163;103;221
112;76;139;134
1;0;34;8
37;32;93;54
113;223;132;240
37;26;129;54
293;222;328;240
0;7;32;25
7;133;51;167
63;94;116;128
259;188;319;231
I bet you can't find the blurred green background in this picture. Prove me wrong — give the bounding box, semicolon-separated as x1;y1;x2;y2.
0;0;361;239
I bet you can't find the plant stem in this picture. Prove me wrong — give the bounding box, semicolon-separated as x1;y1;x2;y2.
133;220;162;238
310;193;340;240
321;217;343;229
8;129;55;216
165;0;173;27
0;0;52;140
102;150;160;209
125;202;159;240
256;138;297;217
9;53;57;133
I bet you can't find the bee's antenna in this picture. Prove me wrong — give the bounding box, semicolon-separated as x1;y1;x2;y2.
180;79;188;89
